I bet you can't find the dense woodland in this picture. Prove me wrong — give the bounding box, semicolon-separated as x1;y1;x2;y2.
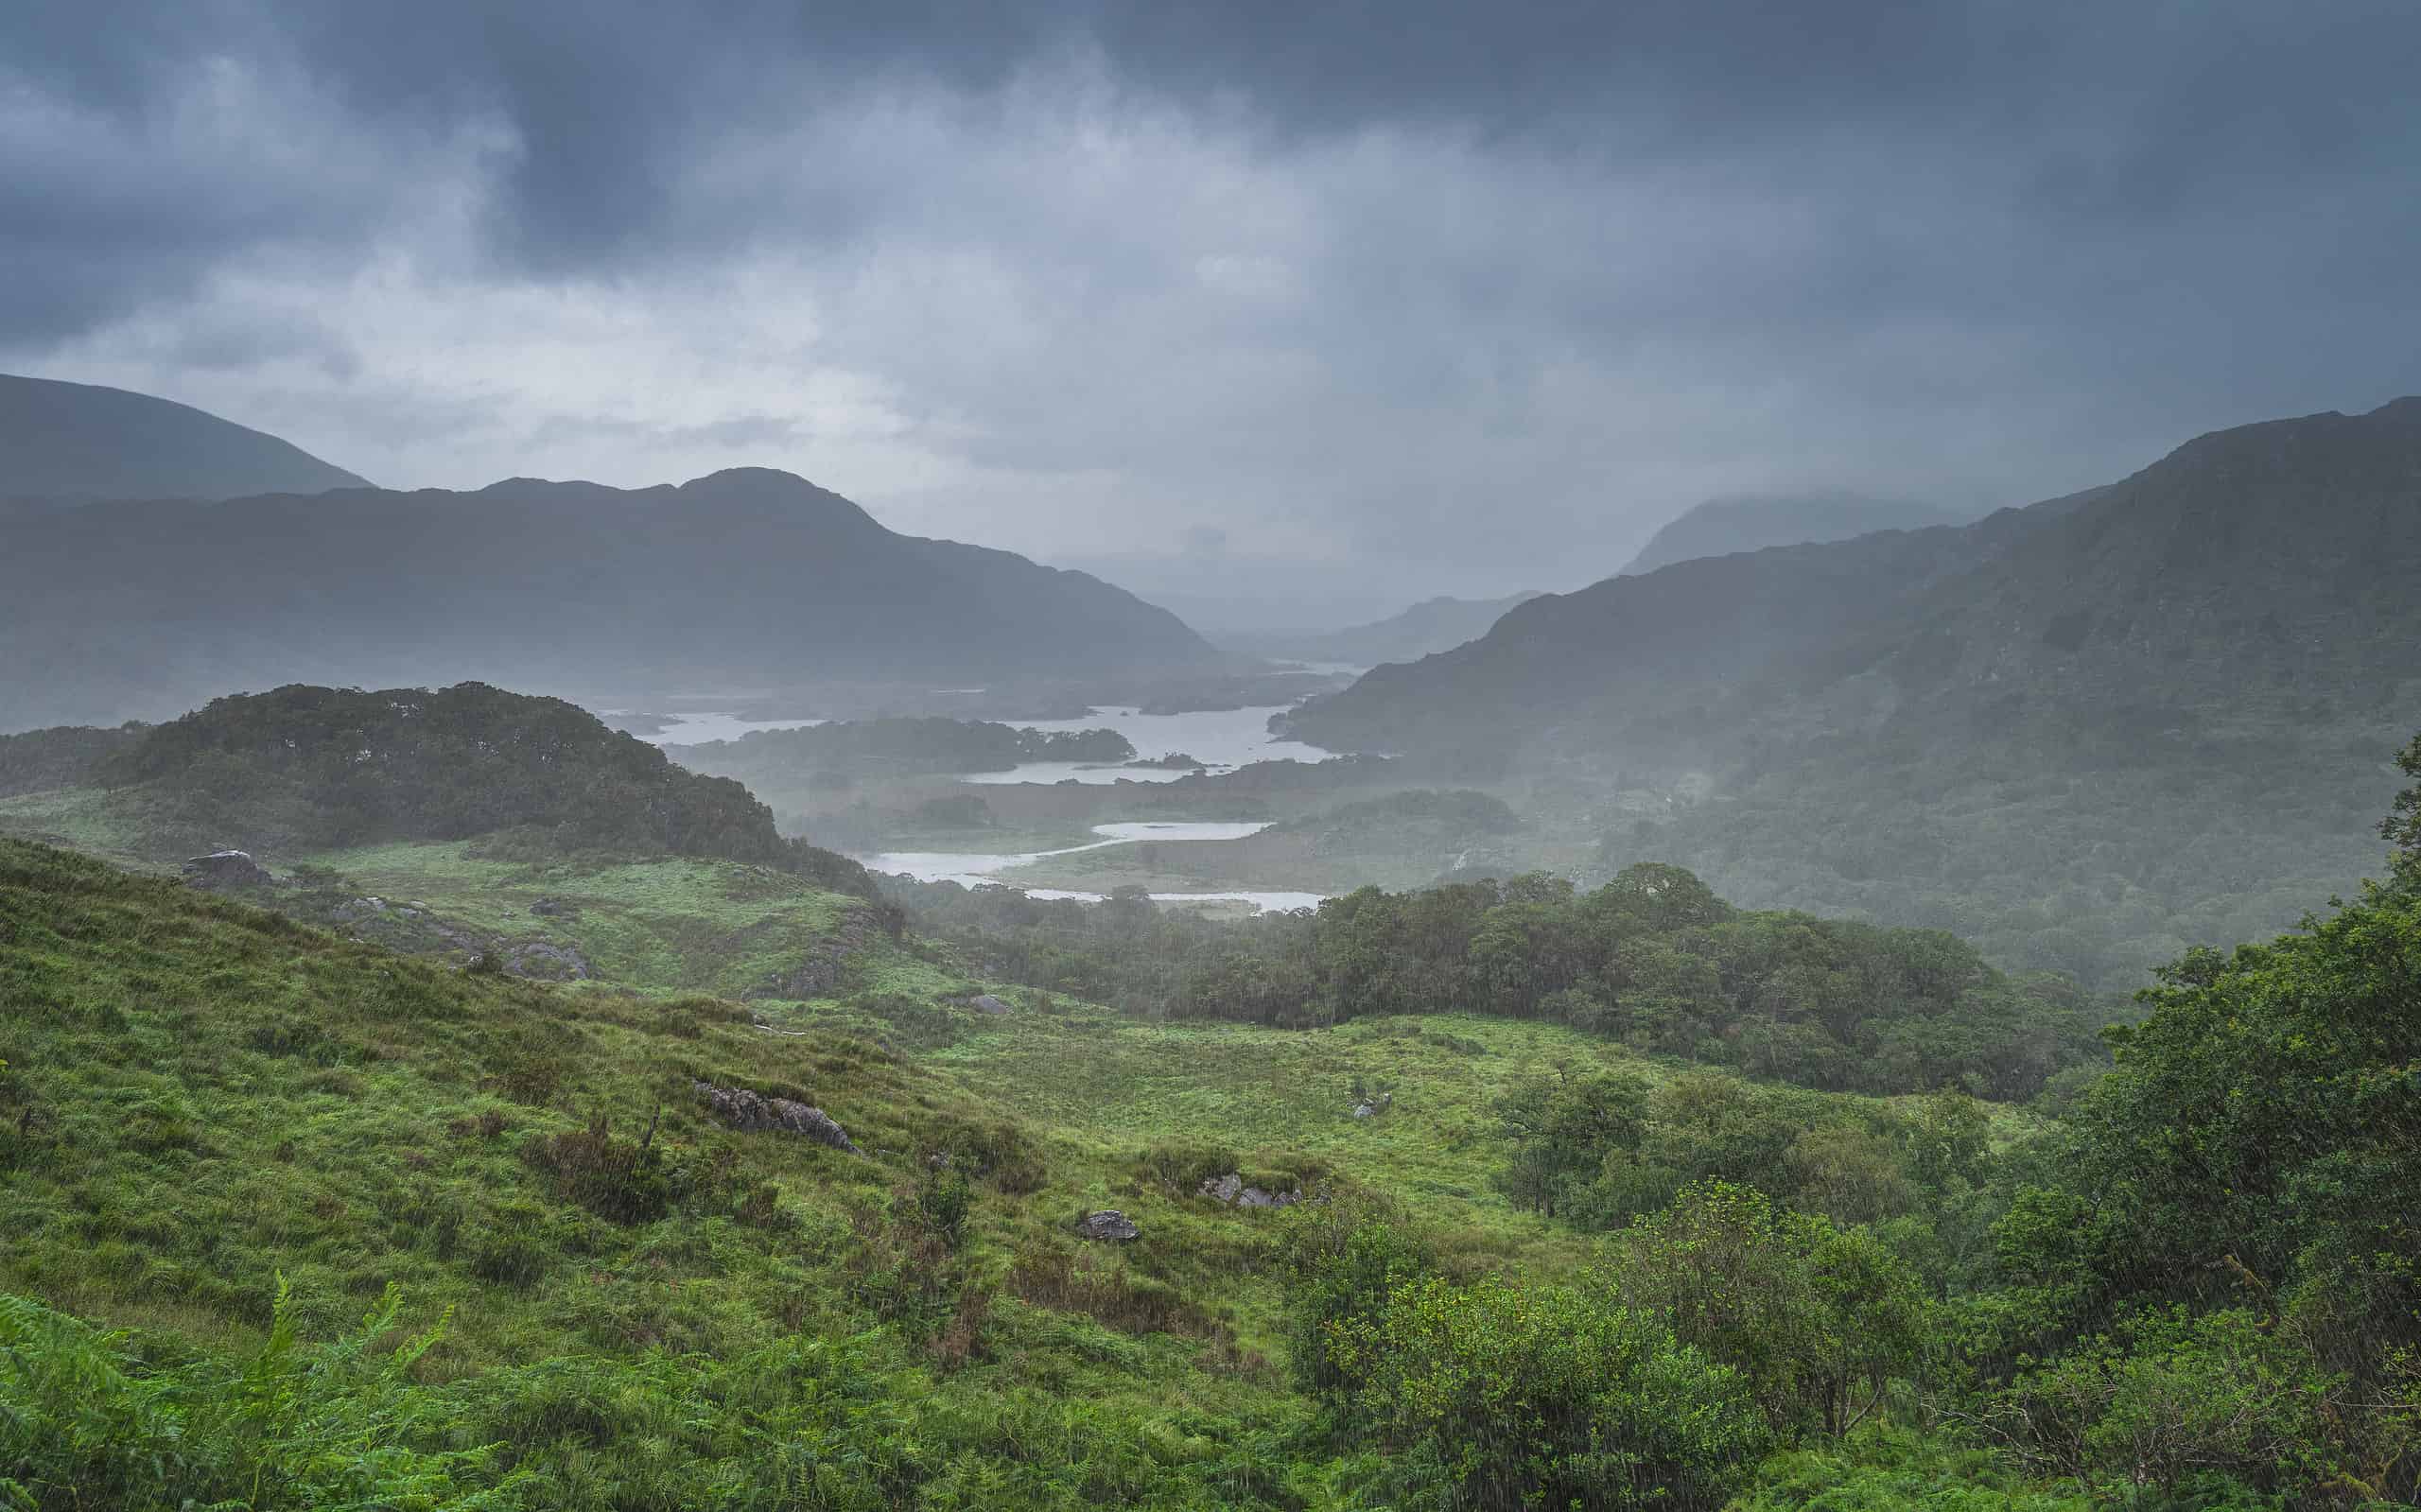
890;862;2106;1100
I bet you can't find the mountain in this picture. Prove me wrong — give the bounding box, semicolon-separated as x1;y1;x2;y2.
0;466;1220;728
1617;494;1975;577
1221;591;1544;667
0;372;368;503
1287;398;2421;988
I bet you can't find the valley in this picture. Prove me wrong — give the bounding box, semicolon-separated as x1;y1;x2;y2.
4;386;2419;1509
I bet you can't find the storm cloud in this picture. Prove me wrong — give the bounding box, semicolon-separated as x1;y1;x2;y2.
6;0;2418;614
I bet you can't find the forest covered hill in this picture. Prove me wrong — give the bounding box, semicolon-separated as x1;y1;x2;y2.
0;466;1220;729
0;372;367;503
1287;398;2421;987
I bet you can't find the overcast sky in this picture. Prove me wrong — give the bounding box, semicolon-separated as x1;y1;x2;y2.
6;1;2419;614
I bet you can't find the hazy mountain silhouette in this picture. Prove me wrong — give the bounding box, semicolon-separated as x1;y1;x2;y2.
1294;401;2420;763
0;373;368;503
0;466;1218;728
1617;495;1974;577
1285;399;2421;987
1221;591;1544;666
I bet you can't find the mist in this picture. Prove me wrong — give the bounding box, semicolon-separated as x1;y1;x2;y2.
6;6;2421;1507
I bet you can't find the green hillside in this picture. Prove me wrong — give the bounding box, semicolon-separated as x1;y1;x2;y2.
1287;399;2421;991
5;704;2417;1507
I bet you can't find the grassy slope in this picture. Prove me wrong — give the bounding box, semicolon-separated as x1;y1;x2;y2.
0;839;1324;1505
16;837;1850;1503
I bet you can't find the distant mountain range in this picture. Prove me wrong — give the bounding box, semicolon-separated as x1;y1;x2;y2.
1288;398;2421;988
1221;591;1544;667
1617;495;1975;577
0;465;1220;729
0;373;368;503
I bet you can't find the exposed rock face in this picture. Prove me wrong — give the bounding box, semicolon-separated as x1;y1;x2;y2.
1198;1173;1303;1208
968;994;1013;1016
183;850;271;889
692;1080;862;1156
1076;1209;1141;1242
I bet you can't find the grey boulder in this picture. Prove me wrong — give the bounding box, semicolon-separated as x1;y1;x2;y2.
183;850;271;889
1076;1209;1141;1242
693;1080;862;1156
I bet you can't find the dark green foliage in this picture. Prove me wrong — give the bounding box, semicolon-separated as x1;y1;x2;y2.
673;717;1137;786
528;1111;671;1224
86;682;880;895
0;722;145;798
897;860;2105;1099
1975;1307;2358;1501
1617;1183;1927;1437
1280;1197;1435;1398
0;1279;504;1511
1325;1271;1770;1511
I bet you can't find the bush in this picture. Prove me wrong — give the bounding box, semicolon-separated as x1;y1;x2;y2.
1328;1272;1768;1511
527;1112;670;1225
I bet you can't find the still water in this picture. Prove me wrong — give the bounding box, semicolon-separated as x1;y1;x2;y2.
960;704;1332;785
859;821;1323;913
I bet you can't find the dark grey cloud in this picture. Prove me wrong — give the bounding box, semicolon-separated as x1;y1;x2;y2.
4;0;2419;613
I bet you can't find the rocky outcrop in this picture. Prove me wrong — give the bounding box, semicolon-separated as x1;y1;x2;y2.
183;850;271;889
1197;1173;1303;1208
1076;1209;1141;1242
505;942;591;981
692;1080;862;1156
968;994;1013;1016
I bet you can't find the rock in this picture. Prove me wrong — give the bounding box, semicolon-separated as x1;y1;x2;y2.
692;1080;862;1156
1076;1209;1141;1242
182;850;271;890
530;896;579;918
968;993;1013;1016
1351;1104;1376;1120
1199;1171;1301;1208
505;942;592;981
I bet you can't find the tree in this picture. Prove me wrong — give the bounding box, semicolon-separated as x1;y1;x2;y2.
1494;1069;1649;1217
1329;1272;1767;1511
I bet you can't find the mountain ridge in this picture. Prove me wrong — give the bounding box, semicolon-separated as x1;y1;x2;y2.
1617;494;1974;577
0;466;1221;730
0;372;368;502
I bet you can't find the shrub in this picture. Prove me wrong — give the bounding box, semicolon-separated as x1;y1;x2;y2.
527;1111;670;1225
1328;1273;1768;1511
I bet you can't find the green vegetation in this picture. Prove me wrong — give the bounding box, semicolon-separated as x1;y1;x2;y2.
1288;400;2421;993
892;862;2105;1098
671;718;1137;814
5;702;2419;1506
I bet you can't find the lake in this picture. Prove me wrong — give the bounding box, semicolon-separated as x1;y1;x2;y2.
859;820;1325;913
960;704;1333;785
